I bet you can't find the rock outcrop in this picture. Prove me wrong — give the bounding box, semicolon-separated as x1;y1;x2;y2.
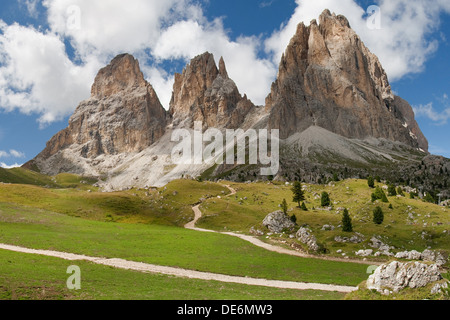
395;249;448;266
169;52;256;129
265;9;427;151
355;249;373;257
369;236;395;257
366;261;443;294
334;233;365;244
296;227;320;252
262;210;295;233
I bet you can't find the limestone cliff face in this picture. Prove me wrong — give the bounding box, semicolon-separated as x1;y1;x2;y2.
169;52;255;129
266;9;428;151
33;54;167;163
390;96;429;152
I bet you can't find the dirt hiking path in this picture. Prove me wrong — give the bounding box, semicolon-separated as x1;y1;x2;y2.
0;243;357;293
185;185;382;266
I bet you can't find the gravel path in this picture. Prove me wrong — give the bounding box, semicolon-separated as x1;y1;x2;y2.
185;185;381;266
0;243;357;293
0;184;367;294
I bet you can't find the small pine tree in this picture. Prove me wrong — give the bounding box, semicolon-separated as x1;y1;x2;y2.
397;187;404;197
424;192;435;204
388;184;397;197
281;199;288;215
373;206;384;225
301;202;308;211
371;193;378;202
389;204;393;209
290;214;297;224
292;182;305;208
368;176;375;188
374;186;384;199
342;208;353;232
372;186;389;203
321;192;331;207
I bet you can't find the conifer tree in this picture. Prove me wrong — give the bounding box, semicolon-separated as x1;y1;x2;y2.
292;182;305;208
373;206;384;225
321;192;331;207
368;176;375;188
342;208;353;232
388;184;397;197
281;199;288;215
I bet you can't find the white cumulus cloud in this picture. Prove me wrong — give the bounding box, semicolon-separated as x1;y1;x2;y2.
0;22;101;126
413;103;450;125
19;0;40;18
0;149;25;159
9;149;26;158
0;162;22;169
153;18;276;105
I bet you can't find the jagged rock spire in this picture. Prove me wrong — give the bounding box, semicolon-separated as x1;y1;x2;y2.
265;9;427;151
91;53;147;99
218;56;229;79
169;52;254;129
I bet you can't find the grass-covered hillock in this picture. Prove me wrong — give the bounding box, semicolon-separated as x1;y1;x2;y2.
198;179;450;265
0;179;228;226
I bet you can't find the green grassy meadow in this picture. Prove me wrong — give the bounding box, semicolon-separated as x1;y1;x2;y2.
0;250;344;300
0;202;368;286
0;168;448;300
198;179;450;262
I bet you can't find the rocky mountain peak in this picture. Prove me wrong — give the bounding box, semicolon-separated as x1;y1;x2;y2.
218;56;229;79
26;53;167;174
266;9;427;151
91;53;147;99
169;52;255;129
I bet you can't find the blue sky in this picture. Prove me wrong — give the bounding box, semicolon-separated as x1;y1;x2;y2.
0;0;449;168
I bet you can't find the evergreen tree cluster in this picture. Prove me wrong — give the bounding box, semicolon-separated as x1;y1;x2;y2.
371;186;389;203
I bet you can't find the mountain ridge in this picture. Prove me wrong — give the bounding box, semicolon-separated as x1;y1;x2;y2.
24;9;444;191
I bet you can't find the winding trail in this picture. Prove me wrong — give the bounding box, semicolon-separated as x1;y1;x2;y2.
185;184;381;266
0;243;357;293
0;184;374;294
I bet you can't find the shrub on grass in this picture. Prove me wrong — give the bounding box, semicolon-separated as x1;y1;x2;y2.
342;209;353;232
368;176;375;188
372;186;389;203
388;184;397;197
281;199;288;215
373;206;384;225
321;192;331;207
424;192;435;204
290;214;297;225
